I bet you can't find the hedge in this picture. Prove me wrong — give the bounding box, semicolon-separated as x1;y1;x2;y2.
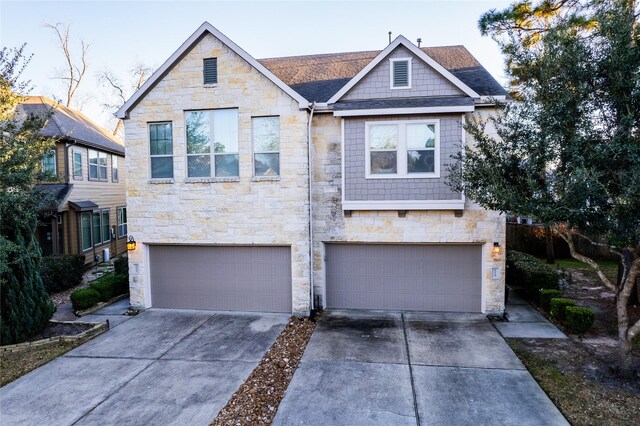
539;289;561;311
506;250;560;299
550;298;576;321
40;255;85;293
114;256;129;276
565;306;595;334
70;273;129;311
71;288;101;311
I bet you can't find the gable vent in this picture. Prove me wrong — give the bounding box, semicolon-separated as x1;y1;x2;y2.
393;60;409;87
203;58;218;85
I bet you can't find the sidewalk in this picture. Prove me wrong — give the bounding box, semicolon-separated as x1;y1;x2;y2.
493;290;567;339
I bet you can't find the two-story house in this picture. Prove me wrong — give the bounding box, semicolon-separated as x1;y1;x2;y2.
22;96;128;265
116;22;507;316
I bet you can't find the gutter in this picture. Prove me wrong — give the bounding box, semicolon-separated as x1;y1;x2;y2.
307;102;316;314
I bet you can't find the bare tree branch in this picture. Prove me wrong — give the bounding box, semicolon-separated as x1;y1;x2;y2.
46;23;89;108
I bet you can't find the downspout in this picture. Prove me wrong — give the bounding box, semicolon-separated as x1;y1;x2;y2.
307;102;316;314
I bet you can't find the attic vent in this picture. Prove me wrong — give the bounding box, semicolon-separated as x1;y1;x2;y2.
203;58;218;85
392;59;410;88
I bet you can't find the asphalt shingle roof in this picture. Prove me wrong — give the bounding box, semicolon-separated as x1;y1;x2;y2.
35;183;73;210
19;97;125;155
258;46;507;103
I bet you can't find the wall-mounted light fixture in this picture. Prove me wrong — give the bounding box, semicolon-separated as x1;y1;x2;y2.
492;242;501;255
127;236;137;251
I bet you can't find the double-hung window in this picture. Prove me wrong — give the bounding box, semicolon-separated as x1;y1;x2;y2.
42;149;56;175
185;109;238;177
89;150;108;180
73;151;82;179
252;117;280;176
366;120;439;178
149;122;173;179
112;155;119;182
117;207;127;238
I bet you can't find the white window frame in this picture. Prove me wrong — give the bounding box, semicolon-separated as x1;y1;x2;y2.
149;122;174;180
112;155;119;182
42;148;57;174
365;119;440;179
184;109;239;178
252;116;280;177
88;150;108;181
390;57;412;90
117;206;127;238
73;150;83;180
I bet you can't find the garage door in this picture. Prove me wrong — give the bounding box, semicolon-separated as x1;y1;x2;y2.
149;245;292;313
325;244;481;312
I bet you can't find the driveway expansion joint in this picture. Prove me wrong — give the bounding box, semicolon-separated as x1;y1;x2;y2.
401;313;421;426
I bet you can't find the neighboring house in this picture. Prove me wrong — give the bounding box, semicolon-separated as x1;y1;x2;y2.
116;22;507;315
20;96;128;265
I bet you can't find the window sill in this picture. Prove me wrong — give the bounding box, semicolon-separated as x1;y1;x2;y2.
148;178;175;184
184;177;240;183
88;178;109;182
203;83;218;88
365;174;441;180
252;176;281;182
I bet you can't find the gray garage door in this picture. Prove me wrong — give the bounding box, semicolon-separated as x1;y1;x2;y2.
325;244;481;312
149;245;292;313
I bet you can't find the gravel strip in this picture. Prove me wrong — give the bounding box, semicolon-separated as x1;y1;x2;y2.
211;314;319;426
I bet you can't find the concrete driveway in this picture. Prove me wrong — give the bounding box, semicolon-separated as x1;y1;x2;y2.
0;309;288;426
273;310;568;426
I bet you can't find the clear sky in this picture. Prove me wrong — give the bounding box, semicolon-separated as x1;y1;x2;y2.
1;0;512;133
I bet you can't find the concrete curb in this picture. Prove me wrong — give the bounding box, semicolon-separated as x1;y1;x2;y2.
0;321;108;353
75;293;129;317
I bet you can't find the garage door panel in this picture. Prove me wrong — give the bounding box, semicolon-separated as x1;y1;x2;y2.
326;244;481;312
149;245;292;313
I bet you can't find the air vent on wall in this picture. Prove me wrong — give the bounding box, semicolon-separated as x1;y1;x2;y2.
203;58;218;85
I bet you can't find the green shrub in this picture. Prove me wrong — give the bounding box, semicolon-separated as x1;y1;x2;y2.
550;298;576;321
89;273;129;302
40;255;85;293
506;250;560;299
114;256;128;276
565;306;595;334
539;289;561;311
71;288;101;311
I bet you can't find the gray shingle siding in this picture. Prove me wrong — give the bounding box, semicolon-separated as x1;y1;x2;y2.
344;114;463;202
342;46;464;101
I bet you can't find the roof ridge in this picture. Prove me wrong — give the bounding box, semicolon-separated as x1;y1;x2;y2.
257;45;467;62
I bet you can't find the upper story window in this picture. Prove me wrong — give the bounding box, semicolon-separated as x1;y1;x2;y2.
390;58;412;89
112;155;119;182
42;149;56;175
185;109;238;178
252;117;280;177
149;122;173;179
366;120;439;178
203;58;218;85
73;151;82;179
89;150;108;181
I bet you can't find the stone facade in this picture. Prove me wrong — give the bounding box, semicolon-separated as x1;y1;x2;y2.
310;113;506;314
124;33;311;313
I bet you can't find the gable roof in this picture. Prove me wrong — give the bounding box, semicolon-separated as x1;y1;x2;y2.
20;97;125;155
116;22;309;119
258;46;506;103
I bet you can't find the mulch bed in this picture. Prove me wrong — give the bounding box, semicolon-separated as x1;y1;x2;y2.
211;314;319;426
30;322;94;341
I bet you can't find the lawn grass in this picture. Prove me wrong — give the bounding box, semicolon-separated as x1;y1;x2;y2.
509;341;640;426
0;341;81;387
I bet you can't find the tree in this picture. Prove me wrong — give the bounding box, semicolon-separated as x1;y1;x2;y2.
46;23;89;108
449;0;640;370
98;62;152;137
0;45;56;345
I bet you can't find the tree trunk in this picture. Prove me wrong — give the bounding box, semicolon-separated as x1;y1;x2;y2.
545;225;555;264
616;250;640;373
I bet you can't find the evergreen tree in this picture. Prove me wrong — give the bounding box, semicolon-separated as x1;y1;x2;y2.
0;45;56;345
450;0;639;369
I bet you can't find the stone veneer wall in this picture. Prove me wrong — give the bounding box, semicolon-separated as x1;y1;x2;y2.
124;33;311;314
310;112;506;314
